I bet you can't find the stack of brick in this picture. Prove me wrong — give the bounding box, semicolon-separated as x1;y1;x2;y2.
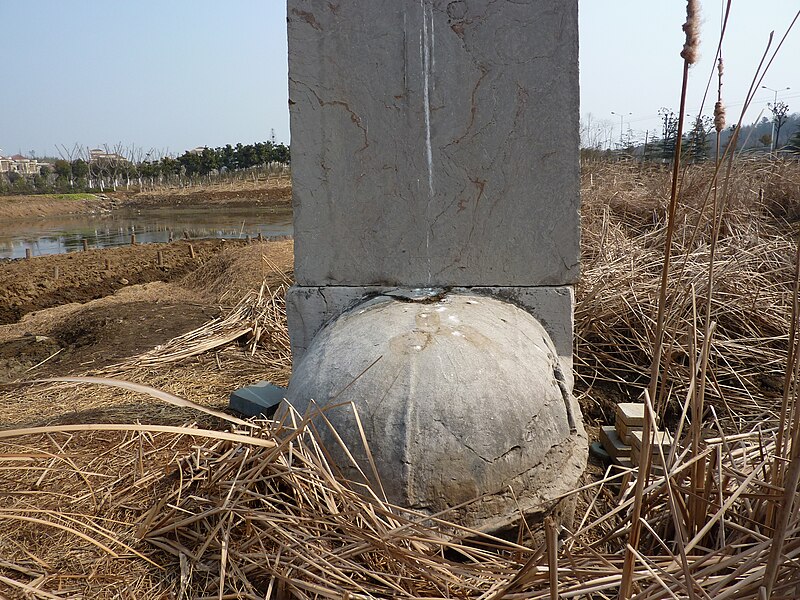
600;403;673;472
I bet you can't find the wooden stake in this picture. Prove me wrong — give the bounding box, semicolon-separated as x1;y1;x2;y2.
25;248;31;259
131;234;136;246
157;250;164;267
53;265;59;279
82;239;89;251
104;259;110;271
189;244;195;259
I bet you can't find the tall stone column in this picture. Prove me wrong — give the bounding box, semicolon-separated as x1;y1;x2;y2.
284;0;585;531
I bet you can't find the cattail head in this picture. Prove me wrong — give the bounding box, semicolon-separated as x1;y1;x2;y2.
714;101;726;133
680;0;700;65
715;57;725;131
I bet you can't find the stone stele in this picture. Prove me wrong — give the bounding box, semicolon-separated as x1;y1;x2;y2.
288;0;580;288
283;0;585;532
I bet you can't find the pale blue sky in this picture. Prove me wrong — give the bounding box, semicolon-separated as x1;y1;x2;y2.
1;1;798;157
580;1;800;146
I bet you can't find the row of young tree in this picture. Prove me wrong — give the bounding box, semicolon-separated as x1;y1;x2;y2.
0;141;291;195
582;102;800;162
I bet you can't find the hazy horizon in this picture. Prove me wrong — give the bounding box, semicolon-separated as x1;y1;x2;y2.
1;1;798;158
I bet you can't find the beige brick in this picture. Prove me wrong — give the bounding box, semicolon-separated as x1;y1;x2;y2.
616;402;645;427
629;430;673;452
600;425;631;459
615;419;642;445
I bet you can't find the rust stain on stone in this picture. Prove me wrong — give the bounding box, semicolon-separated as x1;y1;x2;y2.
292;9;322;30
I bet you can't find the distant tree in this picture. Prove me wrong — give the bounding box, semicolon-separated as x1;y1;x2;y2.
685;115;712;162
642;132;658;162
138;160;161;180
759;133;773;148
32;173;48;191
237;143;258;169
218;144;234;171
8;172;31;193
255;142;273;165
199;147;219;175
71;159;89;181
769;101;790;150
53;159;71;180
178;151;202;177
161;156;179;177
658;108;679;161
56;144;80;187
272;143;290;164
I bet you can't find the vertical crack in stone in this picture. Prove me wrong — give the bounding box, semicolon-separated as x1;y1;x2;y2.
421;0;434;285
553;363;577;434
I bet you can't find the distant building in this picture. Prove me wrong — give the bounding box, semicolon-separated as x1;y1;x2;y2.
0;154;45;175
89;148;128;163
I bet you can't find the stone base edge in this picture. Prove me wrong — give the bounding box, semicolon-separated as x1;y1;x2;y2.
287;285;575;378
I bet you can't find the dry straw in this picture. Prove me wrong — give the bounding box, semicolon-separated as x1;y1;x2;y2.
3;387;800;598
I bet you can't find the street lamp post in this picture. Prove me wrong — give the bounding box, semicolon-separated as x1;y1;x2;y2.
761;85;790;153
611;111;632;148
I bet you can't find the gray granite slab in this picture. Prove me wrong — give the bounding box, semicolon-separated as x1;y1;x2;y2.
288;0;580;287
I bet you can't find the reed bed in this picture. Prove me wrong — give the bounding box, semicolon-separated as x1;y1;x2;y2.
3;158;800;598
577;159;800;427
3;152;800;597
3;162;800;596
3;394;800;599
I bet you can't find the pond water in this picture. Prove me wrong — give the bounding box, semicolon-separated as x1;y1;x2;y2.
0;205;293;259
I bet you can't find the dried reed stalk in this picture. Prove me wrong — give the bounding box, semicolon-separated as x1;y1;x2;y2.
3;398;800;599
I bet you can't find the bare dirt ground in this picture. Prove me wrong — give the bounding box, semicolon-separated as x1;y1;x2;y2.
0;177;292;219
0;193;115;219
0;239;294;391
0;239;241;324
121;177;292;208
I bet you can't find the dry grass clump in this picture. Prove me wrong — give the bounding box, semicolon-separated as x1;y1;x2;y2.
104;281;291;377
182;240;293;303
0;428;187;598
3;394;800;599
577;159;800;426
760;160;800;220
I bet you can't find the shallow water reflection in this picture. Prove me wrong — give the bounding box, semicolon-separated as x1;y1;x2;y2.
0;204;293;259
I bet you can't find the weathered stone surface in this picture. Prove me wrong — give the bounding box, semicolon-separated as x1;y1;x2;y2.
454;286;574;365
288;0;580;287
286;285;389;364
281;293;587;531
287;285;574;376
